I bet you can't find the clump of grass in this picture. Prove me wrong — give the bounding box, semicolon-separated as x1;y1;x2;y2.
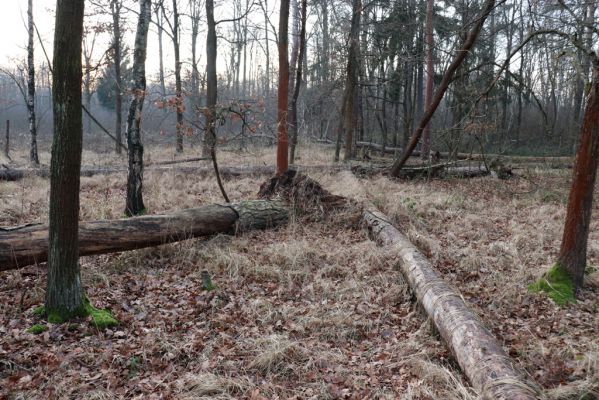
177;373;248;400
26;324;48;335
528;263;576;306
247;334;306;375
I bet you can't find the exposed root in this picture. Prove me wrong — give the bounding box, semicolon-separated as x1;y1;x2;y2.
258;170;361;225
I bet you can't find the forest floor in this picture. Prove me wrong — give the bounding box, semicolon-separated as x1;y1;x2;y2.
1;144;598;399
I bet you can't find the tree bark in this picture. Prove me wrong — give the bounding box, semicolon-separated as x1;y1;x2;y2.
46;0;86;319
557;55;599;295
27;0;39;165
125;0;151;217
0;201;288;272
363;205;541;400
390;0;496;176
276;0;290;175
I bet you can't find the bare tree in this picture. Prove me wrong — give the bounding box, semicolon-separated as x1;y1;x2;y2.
46;0;86;321
161;0;184;153
125;0;152;216
110;0;124;154
289;0;307;164
335;0;361;162
154;1;167;109
421;0;433;159
27;0;39;165
276;0;290;175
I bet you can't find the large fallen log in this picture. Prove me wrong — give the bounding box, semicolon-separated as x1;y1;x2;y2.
363;206;540;399
355;141;401;155
0;164;349;182
0;200;288;272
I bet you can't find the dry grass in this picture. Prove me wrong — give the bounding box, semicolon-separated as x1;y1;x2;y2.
1;144;597;399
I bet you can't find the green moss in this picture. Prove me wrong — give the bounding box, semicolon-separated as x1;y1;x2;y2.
44;297;118;329
128;356;140;378
47;302;88;324
201;271;217;291
26;324;48;335
528;263;576;306
32;305;46;317
89;307;119;329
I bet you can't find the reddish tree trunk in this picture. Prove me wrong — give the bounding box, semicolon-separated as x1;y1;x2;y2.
558;56;599;294
276;0;290;175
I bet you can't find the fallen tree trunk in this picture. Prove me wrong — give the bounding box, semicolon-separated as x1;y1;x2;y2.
147;156;211;166
355;141;401;155
0;200;288;272
0;164;349;182
363;206;540;399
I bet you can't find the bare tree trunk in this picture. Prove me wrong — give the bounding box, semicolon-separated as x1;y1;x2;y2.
288;0;300;105
289;0;307;164
421;0;433;159
203;0;227;202
46;0;85;321
261;0;270;96
341;0;361;161
155;3;167;111
125;0;151;217
276;0;290;175
242;0;249;97
203;0;217;158
390;0;496;176
172;0;184;153
190;0;201;141
557;56;599;295
111;0;123;155
321;0;330;82
83;31;97;136
4;120;9;159
27;0;39;166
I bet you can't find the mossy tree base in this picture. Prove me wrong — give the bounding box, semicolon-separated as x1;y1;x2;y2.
35;298;118;329
528;263;576;306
